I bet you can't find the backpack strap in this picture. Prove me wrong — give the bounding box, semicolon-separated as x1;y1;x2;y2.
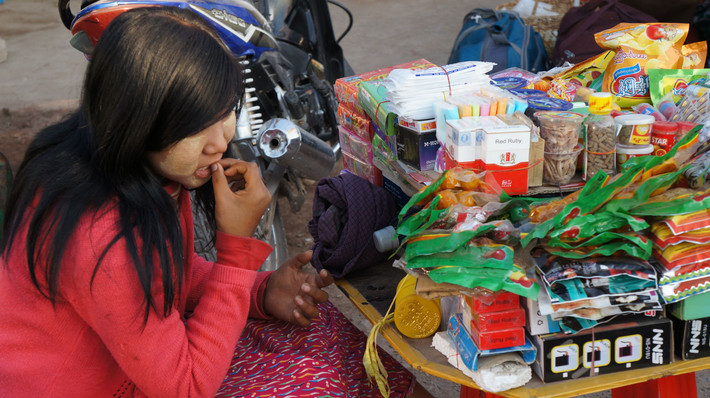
489;12;523;57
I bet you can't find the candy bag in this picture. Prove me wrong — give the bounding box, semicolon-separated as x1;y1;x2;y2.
595;23;688;108
647;68;710;106
681;41;708;69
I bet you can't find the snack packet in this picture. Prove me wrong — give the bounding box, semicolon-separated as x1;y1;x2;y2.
682;41;708;69
647;68;710;106
551;50;614;88
651;222;710;250
595;23;689;108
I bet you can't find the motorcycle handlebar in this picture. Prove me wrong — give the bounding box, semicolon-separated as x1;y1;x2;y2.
58;0;75;29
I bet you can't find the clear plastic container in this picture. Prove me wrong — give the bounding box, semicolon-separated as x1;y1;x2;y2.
536;111;585;153
544;144;583;185
584;92;616;179
614;114;655;145
617;144;653;172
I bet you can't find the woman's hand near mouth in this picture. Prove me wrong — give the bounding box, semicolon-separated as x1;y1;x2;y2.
211;158;271;237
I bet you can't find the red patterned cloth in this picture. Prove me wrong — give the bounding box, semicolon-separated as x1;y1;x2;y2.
216;301;415;397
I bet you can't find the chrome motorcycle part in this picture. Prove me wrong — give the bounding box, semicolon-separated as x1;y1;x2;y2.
257;118;336;181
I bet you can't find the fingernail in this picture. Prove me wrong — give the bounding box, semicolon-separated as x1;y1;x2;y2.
211;163;218;171
295;295;304;305
301;283;310;292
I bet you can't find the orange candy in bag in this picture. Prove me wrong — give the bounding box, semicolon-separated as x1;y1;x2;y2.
595;23;689;108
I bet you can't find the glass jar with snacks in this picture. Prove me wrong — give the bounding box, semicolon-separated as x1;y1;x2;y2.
544;144;583;185
583;92;616;180
651;121;678;157
614;114;654;146
535;111;584;153
617;144;653;172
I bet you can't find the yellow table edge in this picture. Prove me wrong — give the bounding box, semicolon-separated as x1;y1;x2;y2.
336;278;710;398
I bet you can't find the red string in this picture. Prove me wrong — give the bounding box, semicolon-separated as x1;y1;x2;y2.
375;100;391;120
439;66;452;97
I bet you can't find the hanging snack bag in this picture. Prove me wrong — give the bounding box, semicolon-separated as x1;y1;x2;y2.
595;23;688;108
647;68;710;106
552;50;614;89
681;41;708;69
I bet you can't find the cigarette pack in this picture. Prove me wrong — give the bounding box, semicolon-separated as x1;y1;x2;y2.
469;321;526;350
464;291;520;314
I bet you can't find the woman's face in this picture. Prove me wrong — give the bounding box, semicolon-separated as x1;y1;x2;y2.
148;111;236;189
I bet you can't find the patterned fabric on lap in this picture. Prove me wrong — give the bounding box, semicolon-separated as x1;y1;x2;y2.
216;301;415;397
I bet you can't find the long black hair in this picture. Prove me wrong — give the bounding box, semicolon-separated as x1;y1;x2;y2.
0;6;243;320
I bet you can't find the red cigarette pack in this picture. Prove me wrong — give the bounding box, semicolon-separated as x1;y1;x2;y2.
473;307;526;332
465;291;520;314
469;322;525;350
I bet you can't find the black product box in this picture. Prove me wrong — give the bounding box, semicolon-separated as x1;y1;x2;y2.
395;124;439;171
531;317;673;383
672;314;710;360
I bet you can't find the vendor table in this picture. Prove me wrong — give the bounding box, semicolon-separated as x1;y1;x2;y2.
336;264;706;398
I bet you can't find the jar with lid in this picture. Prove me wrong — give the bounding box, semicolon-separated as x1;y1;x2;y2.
583;92;616;180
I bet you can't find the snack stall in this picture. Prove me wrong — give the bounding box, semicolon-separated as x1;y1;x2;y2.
330;18;710;398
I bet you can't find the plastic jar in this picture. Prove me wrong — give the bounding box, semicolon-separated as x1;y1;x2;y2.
614;114;655;145
651;121;678;157
536;111;585;153
544;144;583;185
510;88;546;100
393;275;441;339
491;76;528;90
617;144;653;172
525;97;573;125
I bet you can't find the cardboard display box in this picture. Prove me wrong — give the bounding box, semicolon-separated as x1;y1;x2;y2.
673;315;710;360
395;124;439;171
531;317;673;383
669;291;710;320
445;116;531;195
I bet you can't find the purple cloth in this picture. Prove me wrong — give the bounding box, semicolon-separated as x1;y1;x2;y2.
308;173;397;278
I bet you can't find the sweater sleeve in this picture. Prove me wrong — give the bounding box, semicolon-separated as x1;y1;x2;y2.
188;236;274;319
62;215;272;398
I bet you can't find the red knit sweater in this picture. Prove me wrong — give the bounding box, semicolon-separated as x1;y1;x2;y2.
0;188;273;397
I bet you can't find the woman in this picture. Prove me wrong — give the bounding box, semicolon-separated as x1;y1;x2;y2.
0;6;418;397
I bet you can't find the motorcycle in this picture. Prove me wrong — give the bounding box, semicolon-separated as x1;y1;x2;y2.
58;0;352;270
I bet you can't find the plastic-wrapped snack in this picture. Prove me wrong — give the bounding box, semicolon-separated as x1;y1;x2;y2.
547;231;651;256
682;150;710;188
651;221;710;250
658;274;710;304
549;211;648;243
534;253;659;304
653;240;710;270
681;41;708;69
663;208;710;235
630;186;710;217
648;68;710;107
595;23;688;108
671;85;710;124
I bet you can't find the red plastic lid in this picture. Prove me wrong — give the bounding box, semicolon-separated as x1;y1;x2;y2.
652;121;678;134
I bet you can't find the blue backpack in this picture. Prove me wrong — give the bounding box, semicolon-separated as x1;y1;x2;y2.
448;8;549;74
